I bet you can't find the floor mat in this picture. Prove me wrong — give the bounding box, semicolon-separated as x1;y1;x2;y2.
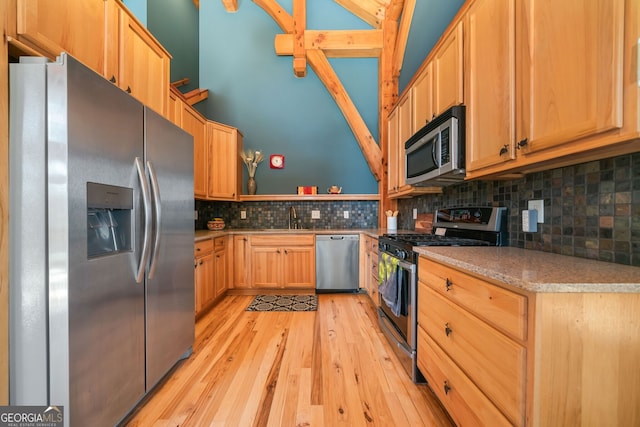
245;294;318;312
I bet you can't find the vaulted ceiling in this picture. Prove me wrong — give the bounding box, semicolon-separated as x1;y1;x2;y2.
202;0;414;183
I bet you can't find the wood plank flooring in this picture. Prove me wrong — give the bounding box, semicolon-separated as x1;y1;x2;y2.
124;293;453;426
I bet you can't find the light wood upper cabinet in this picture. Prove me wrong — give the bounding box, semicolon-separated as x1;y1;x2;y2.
117;6;170;116
517;0;623;155
466;0;637;179
387;108;399;195
465;0;516;172
167;89;184;127
387;94;412;195
14;0;108;74
412;62;434;130
433;21;464;116
182;106;207;198
206;122;242;201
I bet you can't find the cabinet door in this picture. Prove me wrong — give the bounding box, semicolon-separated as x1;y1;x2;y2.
517;0;623;153
207;123;240;200
182;106;207;198
412;62;434;130
232;235;250;288
282;246;315;289
118;8;170;115
396;94;412;190
168;90;184;127
387;108;399;194
465;0;517;172
16;0;107;74
214;249;227;298
433;21;464;115
387;95;411;194
195;253;213;315
251;247;281;288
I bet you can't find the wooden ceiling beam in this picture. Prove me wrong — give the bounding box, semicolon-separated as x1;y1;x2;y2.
392;0;414;77
252;0;294;32
307;49;382;181
333;0;390;28
293;0;307;77
274;29;383;58
221;0;238;12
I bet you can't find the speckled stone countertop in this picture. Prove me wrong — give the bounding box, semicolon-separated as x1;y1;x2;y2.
194;228;390;242
415;246;640;293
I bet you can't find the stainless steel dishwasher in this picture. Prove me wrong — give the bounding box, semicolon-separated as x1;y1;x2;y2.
315;234;360;293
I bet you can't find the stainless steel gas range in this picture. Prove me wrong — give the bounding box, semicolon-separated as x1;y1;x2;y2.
377;207;507;383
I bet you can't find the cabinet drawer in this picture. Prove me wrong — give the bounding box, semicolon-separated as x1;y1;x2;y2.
419;257;527;341
214;236;226;251
194;239;214;257
419;284;525;424
250;234;314;247
417;328;512;427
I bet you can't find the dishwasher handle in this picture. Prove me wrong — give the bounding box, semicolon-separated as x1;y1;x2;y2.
330;236;345;240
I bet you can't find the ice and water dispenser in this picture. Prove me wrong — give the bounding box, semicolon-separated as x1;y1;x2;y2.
87;182;133;258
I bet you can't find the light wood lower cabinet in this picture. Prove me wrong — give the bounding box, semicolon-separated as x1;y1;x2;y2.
194;237;228;316
194;239;214;316
417;255;640;426
213;236;228;298
231;235;250;289
360;235;379;307
249;234;315;289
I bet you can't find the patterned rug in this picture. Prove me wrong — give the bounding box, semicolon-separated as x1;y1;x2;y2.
246;294;318;312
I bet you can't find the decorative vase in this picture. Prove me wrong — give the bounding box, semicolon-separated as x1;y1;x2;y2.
247;176;257;195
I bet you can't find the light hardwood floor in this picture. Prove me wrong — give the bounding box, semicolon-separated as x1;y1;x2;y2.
124;293;453;426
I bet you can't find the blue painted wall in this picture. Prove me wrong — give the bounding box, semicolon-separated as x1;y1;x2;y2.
123;0;146;26
148;0;199;92
144;0;464;195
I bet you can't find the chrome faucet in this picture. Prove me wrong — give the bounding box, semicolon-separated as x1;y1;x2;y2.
288;206;299;229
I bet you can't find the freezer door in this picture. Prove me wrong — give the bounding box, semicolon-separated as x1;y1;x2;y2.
144;107;195;390
47;55;146;426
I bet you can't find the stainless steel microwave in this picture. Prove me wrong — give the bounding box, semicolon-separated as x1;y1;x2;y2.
405;105;465;186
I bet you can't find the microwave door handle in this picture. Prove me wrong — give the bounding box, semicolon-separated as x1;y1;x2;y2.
432;134;440;167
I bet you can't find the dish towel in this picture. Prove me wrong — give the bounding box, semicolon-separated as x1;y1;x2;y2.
378;253;403;316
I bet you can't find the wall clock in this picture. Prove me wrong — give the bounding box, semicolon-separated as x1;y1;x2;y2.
270;154;285;169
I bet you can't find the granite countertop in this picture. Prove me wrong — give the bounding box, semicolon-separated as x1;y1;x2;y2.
194;228;388;242
415;246;640;293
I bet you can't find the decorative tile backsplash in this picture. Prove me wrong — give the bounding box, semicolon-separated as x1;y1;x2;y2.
197;153;639;267
398;153;640;267
196;200;379;230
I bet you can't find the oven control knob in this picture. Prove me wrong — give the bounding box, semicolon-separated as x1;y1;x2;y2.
396;249;406;260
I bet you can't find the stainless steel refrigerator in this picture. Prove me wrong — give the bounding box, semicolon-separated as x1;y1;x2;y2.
9;53;195;426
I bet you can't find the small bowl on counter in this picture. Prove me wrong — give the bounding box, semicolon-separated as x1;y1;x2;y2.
207;218;225;231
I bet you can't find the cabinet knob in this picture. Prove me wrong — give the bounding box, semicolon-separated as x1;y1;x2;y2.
126;86;132;94
516;138;528;149
109;75;116;84
284;249;288;255
197;247;201;251
444;381;451;395
499;144;509;156
445;323;452;337
445;278;453;291
199;260;203;265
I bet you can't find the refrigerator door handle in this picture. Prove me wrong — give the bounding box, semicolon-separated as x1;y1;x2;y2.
147;160;162;280
135;157;153;283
